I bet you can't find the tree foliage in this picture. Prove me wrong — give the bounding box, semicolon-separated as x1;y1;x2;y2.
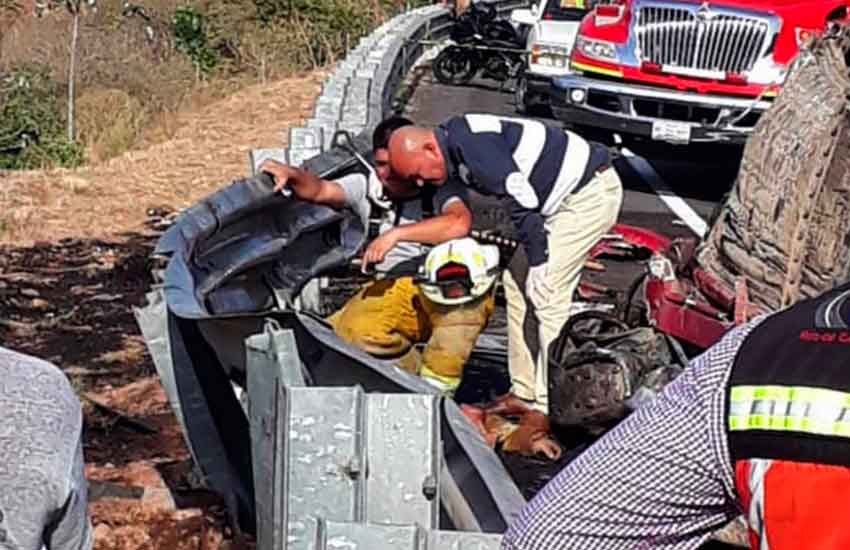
0;64;84;169
200;0;432;73
172;7;218;75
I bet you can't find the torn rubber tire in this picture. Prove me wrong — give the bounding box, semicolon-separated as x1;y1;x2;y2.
548;347;641;430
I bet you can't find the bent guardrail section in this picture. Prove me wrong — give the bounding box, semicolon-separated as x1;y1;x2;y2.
135;1;531;545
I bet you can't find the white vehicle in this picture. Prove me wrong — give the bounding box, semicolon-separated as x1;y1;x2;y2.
510;0;591;114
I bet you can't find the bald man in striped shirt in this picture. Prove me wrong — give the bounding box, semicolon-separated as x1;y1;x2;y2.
374;114;623;420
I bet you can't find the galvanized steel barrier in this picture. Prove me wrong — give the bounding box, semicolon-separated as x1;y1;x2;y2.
243;315;527;549
241;4;530;548
307;519;503;550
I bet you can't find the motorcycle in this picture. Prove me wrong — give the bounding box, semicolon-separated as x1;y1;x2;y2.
432;2;526;87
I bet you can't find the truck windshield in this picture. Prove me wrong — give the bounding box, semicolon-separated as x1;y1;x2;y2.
542;0;591;21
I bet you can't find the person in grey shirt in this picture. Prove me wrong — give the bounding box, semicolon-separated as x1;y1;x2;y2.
262;117;472;277
335;163;469;276
259;117;494;392
0;346;91;550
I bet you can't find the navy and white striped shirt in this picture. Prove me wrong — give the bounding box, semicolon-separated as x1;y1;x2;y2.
434;114;611;266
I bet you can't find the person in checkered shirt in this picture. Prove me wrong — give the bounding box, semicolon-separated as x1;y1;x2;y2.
503;282;850;550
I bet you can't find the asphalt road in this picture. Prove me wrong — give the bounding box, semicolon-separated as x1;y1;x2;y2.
404;75;744;243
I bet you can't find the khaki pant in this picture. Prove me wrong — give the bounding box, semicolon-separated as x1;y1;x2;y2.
328;277;495;391
503;168;623;413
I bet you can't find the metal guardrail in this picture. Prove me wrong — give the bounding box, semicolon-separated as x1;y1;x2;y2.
308;519;503;550
242;6;530;547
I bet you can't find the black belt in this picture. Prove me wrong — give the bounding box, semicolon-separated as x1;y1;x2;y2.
572;142;614;195
572;163;613;195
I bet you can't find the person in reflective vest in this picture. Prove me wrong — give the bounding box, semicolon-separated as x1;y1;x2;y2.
501;282;850;550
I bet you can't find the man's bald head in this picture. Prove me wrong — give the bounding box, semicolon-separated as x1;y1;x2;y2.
388;127;431;154
387;126;448;187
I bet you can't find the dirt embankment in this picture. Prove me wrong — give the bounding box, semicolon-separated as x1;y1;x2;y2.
0;70;325;245
0;70;325;549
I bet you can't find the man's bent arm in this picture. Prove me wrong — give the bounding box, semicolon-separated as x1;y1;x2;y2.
391;200;472;244
261;161;348;209
283;167;349;208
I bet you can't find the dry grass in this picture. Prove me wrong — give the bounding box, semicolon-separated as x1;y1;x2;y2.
1;1;203;161
76;88;148;163
1;0;410;167
2;3;192;97
0;69;327;245
0;0;396;242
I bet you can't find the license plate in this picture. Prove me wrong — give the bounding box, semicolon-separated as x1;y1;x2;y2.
651;120;692;144
661;65;725;81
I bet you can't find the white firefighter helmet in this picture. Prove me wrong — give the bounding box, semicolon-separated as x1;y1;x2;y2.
418;238;500;305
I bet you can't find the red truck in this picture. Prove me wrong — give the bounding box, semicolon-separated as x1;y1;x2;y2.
551;0;849;144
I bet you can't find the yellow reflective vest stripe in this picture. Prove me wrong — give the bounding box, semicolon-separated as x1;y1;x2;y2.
728;384;850;438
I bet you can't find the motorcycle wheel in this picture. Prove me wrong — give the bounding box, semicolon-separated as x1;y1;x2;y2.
433;46;477;86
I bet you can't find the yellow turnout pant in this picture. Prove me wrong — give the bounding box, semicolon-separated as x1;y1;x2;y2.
328;277;494;390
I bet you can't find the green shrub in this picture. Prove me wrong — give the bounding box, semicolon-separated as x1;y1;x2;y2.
0;64;84;169
200;0;432;78
172;6;219;75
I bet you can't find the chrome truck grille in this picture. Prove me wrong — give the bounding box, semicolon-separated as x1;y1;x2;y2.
634;2;775;75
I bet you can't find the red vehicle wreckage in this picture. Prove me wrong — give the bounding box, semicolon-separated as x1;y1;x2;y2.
578;17;850;351
581;222;755;350
552;0;850;144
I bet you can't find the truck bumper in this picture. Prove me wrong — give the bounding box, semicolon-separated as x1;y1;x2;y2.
551;73;774;144
525;72;554;105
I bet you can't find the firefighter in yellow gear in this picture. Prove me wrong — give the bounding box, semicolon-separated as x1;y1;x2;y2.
261;116;488;392
329;238;500;393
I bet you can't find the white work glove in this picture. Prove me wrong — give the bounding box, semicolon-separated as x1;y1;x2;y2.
525;263;549;310
367;171;392;211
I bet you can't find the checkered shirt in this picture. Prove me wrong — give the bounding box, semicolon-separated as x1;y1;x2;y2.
502;318;766;550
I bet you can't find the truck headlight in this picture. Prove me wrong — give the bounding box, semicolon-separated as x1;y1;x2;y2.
530;43;570;69
575;36;619;64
